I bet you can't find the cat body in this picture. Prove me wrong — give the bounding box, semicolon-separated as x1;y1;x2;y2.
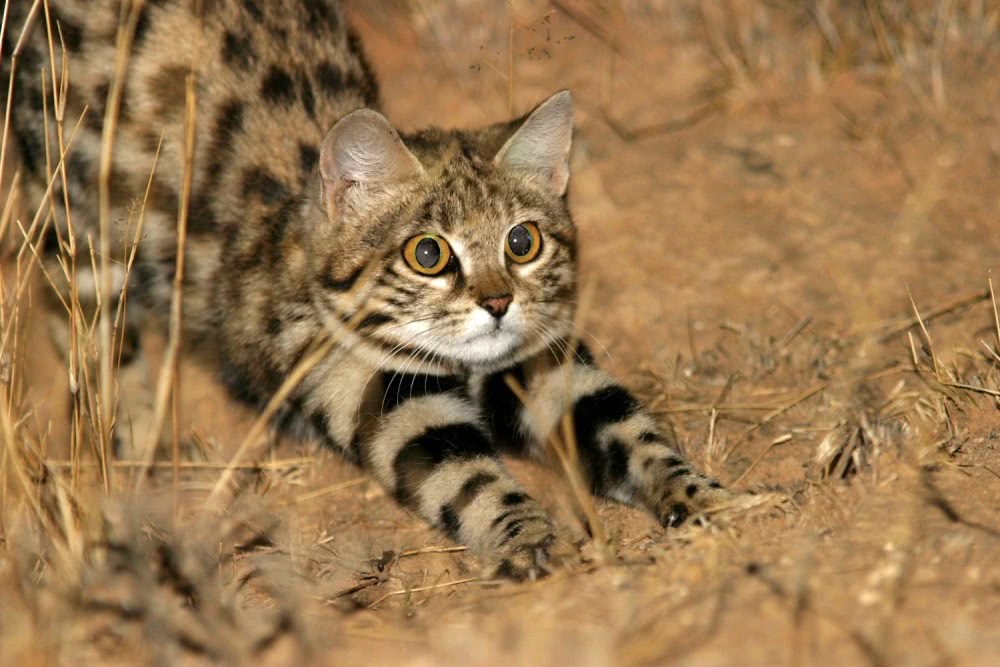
5;0;730;578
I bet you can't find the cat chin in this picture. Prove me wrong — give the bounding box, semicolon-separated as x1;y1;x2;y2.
438;328;523;367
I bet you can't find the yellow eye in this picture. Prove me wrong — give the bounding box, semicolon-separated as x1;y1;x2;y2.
403;234;452;275
505;222;542;264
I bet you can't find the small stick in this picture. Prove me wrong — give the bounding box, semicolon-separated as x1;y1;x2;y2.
989;275;1000;353
366;577;479;609
45;457;318;470
907;331;920;368
135;65;194;489
907;285;941;379
731;434;792;486
980;340;1000;365
399;545;467;558
877;289;988;340
738;384;825;440
296;477;366;503
99;0;148;490
942;382;1000;398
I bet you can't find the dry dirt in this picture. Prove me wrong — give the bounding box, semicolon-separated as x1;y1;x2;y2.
4;2;1000;665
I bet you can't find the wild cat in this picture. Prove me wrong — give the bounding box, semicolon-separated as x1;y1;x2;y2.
5;0;732;579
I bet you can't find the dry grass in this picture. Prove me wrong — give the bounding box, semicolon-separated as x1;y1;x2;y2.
3;1;1000;664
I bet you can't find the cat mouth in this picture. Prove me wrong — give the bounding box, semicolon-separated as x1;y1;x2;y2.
436;326;522;366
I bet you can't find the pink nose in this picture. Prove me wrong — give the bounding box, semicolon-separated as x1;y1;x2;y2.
479;294;513;319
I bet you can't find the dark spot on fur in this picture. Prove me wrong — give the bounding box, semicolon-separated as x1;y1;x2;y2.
439;505;460;539
346;29;379;105
133;6;151;47
502;492;527;506
266;316;282;336
148;180;179;214
42;228;61;254
187;196;218;234
89;79;131;130
709;480;723;489
298;143;319;176
66;153;92;186
298;71;316;118
241;167;288;205
303;0;340;31
149;64;189;115
686;484;699;498
214;99;245;147
664;456;684;468
261;65;295;105
638;431;661;443
668;467;690;480
358;312;393;330
241;0;264;21
314;61;343;94
51;11;84;52
222;30;255;69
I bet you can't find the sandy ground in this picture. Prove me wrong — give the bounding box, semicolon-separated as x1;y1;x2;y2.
4;2;1000;665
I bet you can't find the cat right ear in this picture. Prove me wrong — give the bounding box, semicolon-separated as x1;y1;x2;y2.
319;109;424;216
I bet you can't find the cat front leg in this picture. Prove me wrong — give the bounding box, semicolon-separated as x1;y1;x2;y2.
503;350;734;528
356;391;557;580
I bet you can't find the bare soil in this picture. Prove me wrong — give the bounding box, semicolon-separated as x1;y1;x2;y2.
4;2;1000;665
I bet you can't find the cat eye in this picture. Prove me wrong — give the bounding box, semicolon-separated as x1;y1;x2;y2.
505;222;542;264
403;234;452;275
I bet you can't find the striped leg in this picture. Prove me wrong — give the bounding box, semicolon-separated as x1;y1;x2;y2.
359;392;556;580
500;352;732;527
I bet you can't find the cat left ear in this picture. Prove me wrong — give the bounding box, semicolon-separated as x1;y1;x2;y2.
319;108;424;215
494;90;573;196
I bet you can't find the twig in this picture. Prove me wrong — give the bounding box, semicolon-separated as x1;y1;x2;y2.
399;545;467;558
876;289;988;340
731;434;793;486
45;458;318;470
296;477;366;503
366;577;479;609
906;285;941;379
989;275;1000;352
941;382;1000;398
738;384;826;440
98;0;147;490
135;61;194;488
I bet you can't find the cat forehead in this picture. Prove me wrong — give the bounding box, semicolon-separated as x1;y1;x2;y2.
411;183;533;236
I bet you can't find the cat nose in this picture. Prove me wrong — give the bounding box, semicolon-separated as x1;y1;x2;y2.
479;294;513;319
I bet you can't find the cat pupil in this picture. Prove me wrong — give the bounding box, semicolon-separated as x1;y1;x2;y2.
508;225;532;256
416;238;441;268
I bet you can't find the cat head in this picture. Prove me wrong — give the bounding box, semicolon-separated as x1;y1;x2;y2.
309;90;577;372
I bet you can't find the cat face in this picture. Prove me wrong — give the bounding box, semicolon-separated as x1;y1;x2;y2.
313;92;577;371
377;161;576;369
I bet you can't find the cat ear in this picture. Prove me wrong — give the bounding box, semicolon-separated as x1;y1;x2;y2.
319;109;424;214
494;90;573;196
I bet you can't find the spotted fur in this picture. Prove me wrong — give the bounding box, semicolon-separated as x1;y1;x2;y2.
5;0;732;579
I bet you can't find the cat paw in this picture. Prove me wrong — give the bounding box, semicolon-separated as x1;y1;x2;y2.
484;515;558;581
653;480;737;528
